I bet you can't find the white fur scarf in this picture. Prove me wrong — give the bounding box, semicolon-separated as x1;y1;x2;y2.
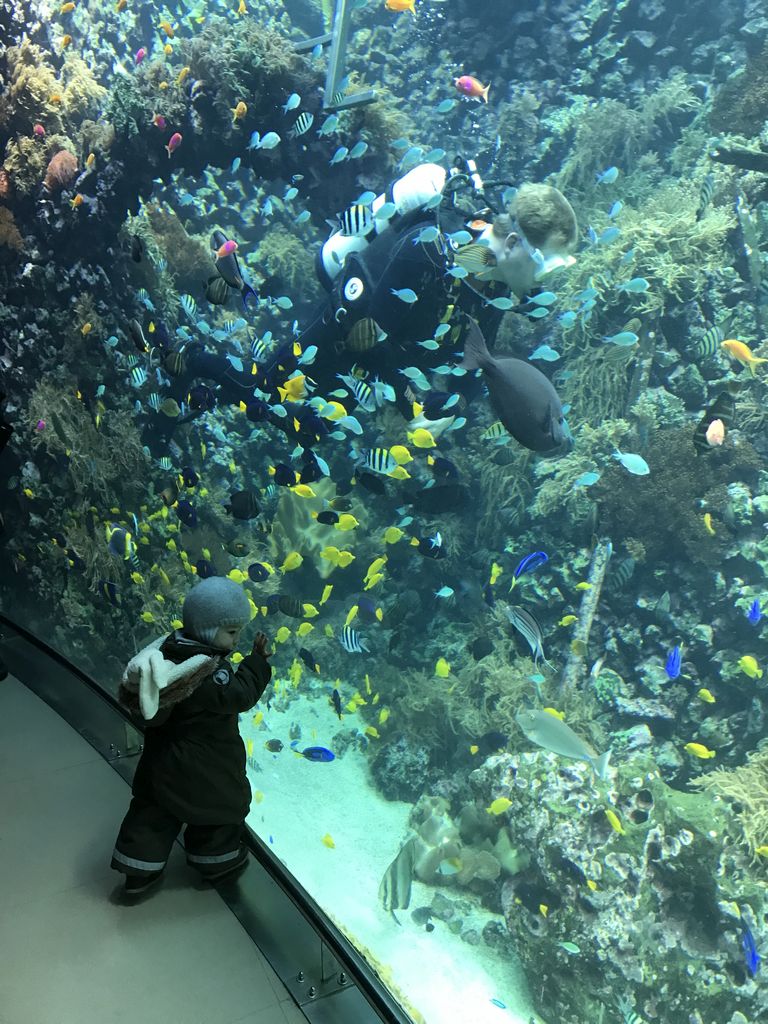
121;636;217;720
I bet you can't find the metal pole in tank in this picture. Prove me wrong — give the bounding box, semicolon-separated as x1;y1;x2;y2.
560;537;613;693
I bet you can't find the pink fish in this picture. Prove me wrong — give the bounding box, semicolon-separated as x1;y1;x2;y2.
215;239;238;258
135;47;147;65
165;132;182;158
33;123;45;138
453;75;490;103
150;112;167;130
36;419;46;431
705;418;725;447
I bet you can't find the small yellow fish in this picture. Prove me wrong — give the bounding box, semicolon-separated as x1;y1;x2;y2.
158;81;169;90
171;618;183;629
159;20;174;36
79;319;92;333
542;707;565;720
539;904;548;918
378;708;390;725
60;2;75;12
487;797;512;815
335;513;359;531
140;611;155;623
302;604;319;618
703;512;716;536
61;34;72;48
684;742;716;759
345;605;358;627
163;43;173;55
319;584;333;605
365;726;380;739
253;711;263;725
337;551;355;568
246;739;254;756
253;790;264;803
586;879;598;892
231;652;244;664
237;0;247;13
322;833;335;848
575;582;593;591
275;626;292;643
280;551;303;573
389;444;413;465
115;0;127;10
364;572;384;590
130;572;144;584
365;557;387;579
469;744;479;755
383;526;405;544
435;657;451;678
388;465;411;481
739;655;763;679
697;688;716;704
278;374;307;403
292;483;316;498
490;562;502;585
558;614;578;626
176;66;190;86
604;809;625;835
755;845;768;857
227;569;248;584
407;427;437;449
232;100;247;125
297;622;313;637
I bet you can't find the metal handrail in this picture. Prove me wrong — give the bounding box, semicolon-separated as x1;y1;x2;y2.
0;610;410;1024
292;0;376;110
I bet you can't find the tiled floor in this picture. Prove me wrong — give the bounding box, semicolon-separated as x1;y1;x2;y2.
0;676;306;1024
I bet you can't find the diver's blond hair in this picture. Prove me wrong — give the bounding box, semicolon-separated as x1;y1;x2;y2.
493;183;578;252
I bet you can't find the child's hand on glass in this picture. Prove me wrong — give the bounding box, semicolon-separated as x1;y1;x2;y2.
253;632;272;659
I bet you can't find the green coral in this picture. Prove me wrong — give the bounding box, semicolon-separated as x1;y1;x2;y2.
255;225;320;297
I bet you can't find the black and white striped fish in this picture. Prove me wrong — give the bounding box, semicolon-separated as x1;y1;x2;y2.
693;322;724;358
339;626;369;653
696;172;715;221
337;372;376;412
504;606;551;667
288;112;314;139
609;557;636;589
452;241;494;275
130;366;148;387
147;393;162;412
379;837;417;917
360;447;397;475
338;203;374;237
251;334;274;363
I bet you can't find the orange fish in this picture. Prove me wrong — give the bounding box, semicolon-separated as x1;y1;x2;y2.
49;93;62;104
60;1;75;12
721;339;768;376
454;74;490;103
231;101;247;124
61;33;73;48
159;21;174;37
70;193;83;209
385;0;416;12
115;0;127;9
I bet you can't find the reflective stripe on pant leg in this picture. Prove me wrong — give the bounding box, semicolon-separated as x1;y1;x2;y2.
111;795;182;876
184;822;244;872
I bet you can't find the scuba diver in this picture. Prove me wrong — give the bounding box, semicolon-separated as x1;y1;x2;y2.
141;158;579;458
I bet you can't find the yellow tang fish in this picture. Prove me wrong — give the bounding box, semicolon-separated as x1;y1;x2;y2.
345;605;358;627
378;708;390;725
388;465;411;480
407;427;436;449
253;711;263;725
171;618;183;629
292;484;316;498
280;551;303;573
604;809;625;835
228;569;248;583
697;688;716;704
738;655;762;679
575;582;593;591
364;726;380;739
490;562;503;585
703;512;716;536
558;614;578;626
755;845;768;857
335;513;359;531
684;742;716;759
486;797;512;816
365;556;387;579
322;833;335;848
297;622;313;637
231;652;244;664
337;551;355;568
364;572;383;590
252;790;264;803
435;657;451;678
302;603;319;617
319;585;333;605
140;611;155;623
469;745;479;755
389;444;413;465
275;626;292;644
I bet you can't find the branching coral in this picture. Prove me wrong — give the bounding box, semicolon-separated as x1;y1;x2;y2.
0;41;59;131
556;73;699;187
691;749;768;857
255;225;320;297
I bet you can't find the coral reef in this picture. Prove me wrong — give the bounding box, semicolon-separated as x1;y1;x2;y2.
43;149;79;193
692;748;768;857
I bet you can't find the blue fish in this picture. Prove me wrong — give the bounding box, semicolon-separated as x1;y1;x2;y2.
747;600;762;626
301;746;335;762
742;920;760;977
596;166;619;184
665;645;682;680
513;551;549;581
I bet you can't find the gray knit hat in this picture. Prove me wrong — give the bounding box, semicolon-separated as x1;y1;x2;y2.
182;577;251;645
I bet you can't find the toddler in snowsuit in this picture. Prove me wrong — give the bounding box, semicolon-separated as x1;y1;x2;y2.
111;576;272;896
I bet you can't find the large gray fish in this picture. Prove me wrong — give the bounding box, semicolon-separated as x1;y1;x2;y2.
211;229;258;309
460;317;567;452
515;709;611;778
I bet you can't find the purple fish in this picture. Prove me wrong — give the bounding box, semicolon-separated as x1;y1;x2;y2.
747;600;762;626
665;646;682;680
513;551;549;581
301;746;335;762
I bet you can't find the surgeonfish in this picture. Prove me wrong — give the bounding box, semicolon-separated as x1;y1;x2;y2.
515;709;611;778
